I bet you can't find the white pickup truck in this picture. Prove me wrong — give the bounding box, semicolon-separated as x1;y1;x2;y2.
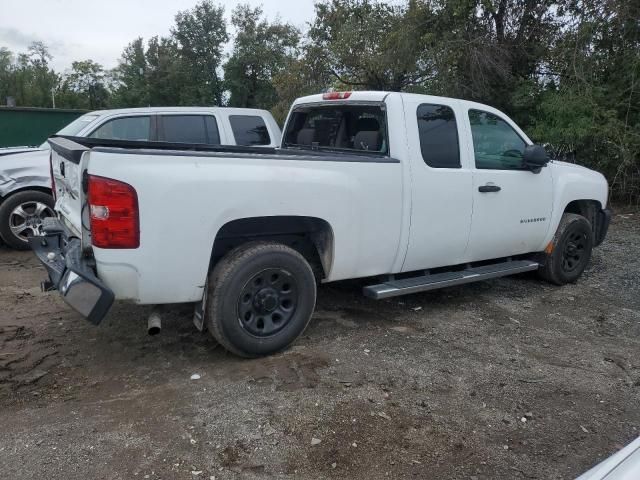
32;91;611;357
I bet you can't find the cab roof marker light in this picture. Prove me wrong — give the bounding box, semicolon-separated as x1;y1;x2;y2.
322;92;352;100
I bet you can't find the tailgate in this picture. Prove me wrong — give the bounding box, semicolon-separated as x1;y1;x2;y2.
49;137;89;239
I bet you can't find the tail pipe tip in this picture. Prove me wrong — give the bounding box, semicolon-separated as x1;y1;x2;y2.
148;310;162;336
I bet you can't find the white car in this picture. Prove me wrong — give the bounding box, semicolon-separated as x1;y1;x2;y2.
578;436;640;479
34;91;610;357
0;107;281;249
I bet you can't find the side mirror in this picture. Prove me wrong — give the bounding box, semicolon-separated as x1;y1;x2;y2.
523;144;550;173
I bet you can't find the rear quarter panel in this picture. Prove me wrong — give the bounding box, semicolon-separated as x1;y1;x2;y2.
87;150;403;304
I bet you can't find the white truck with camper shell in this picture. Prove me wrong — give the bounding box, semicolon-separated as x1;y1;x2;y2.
31;91;611;357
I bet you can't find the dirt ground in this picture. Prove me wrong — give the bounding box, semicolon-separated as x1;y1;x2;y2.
0;213;638;480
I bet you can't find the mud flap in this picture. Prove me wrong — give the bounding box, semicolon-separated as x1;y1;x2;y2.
193;277;208;332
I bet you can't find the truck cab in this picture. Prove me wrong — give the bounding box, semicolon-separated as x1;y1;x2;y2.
283;91;609;276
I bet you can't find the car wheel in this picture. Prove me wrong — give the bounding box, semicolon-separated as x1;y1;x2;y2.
206;241;317;358
538;213;594;285
0;190;55;250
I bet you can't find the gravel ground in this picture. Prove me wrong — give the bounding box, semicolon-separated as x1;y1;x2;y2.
0;212;638;479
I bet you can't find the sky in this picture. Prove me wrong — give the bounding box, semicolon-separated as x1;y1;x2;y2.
0;0;317;72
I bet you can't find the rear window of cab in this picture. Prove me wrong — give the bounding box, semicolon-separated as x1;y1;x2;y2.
283;104;388;155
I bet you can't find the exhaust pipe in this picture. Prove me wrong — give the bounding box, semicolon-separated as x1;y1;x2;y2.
148;307;162;335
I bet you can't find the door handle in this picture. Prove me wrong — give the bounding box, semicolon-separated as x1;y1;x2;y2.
478;184;501;193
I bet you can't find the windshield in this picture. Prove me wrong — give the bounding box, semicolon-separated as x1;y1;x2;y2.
57;114;99;136
283;104;388;155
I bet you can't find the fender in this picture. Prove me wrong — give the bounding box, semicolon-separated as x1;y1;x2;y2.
0;149;51;199
542;161;608;247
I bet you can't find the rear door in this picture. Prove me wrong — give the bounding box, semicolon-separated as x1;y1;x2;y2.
401;97;474;272
157;114;221;145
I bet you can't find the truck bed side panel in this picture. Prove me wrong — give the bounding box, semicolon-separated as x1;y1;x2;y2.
86;150;403;304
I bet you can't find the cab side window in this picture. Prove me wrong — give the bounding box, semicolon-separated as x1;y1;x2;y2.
89;116;151;141
417;104;460;168
159;115;220;145
229;115;271;146
468;110;526;170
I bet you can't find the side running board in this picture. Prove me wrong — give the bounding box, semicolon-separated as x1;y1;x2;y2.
363;260;539;299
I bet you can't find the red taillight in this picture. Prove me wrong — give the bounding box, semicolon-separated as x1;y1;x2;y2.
322;91;352;100
49;152;56;201
88;175;139;249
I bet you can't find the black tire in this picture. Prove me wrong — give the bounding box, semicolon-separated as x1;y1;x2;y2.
0;190;55;250
206;241;317;358
538;213;594;285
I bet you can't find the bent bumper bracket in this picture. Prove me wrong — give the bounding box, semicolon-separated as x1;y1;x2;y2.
29;218;114;325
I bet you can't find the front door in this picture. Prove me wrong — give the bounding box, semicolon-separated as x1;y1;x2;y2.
465;109;553;261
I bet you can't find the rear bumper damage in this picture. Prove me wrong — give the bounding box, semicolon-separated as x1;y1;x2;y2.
29;218;114;325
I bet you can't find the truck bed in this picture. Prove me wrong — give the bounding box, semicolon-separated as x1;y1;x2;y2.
49;135;400;164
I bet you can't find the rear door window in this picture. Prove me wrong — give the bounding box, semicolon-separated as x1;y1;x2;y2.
89;116;151;141
229;115;271;146
159;115;220;145
417;104;460;168
283;105;388;155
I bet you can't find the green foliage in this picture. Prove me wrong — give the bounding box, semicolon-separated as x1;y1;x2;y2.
109;0;228;107
309;0;434;90
60;60;110;110
224;4;300;110
111;38;149;107
0;0;638;202
172;0;228;105
0;42;58;108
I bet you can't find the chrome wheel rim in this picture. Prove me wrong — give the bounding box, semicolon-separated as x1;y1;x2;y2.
9;201;54;242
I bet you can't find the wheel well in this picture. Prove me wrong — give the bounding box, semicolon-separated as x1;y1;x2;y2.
0;186;52;204
211;216;334;279
564;199;600;233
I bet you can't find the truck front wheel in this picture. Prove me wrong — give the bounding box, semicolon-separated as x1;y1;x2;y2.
206;241;317;357
538;213;594;285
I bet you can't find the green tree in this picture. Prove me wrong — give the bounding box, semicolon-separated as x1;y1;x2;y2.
532;0;640;202
224;5;300;109
308;0;434;91
146;36;186;106
271;47;333;124
60;60;110;109
172;0;228;105
112;38;149;107
426;0;564;111
3;42;58;107
0;47;15;104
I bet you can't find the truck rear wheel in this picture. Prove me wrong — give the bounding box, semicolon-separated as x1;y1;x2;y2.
206;241;317;357
538;213;593;285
